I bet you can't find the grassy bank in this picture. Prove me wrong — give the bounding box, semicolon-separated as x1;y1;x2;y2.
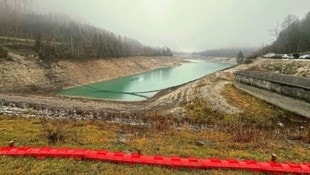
0;84;309;174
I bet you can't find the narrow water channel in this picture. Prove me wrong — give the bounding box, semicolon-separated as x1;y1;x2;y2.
58;59;233;101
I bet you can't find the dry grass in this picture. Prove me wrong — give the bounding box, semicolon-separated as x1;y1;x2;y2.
0;112;309;174
285;127;310;144
246;60;310;77
0;83;309;174
221;84;310;143
185;96;221;123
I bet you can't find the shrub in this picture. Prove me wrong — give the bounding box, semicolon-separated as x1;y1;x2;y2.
39;117;80;145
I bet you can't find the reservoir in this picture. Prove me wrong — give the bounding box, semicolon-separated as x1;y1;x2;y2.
58;60;233;101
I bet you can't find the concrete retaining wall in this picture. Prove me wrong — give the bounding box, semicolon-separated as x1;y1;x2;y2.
234;71;310;103
234;71;310;118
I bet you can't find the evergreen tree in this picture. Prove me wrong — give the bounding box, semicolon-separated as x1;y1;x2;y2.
237;50;244;64
0;1;175;59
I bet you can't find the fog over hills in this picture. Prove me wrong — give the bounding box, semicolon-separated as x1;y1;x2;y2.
32;0;310;52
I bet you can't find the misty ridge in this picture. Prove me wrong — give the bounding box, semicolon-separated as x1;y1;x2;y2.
256;13;310;56
193;12;310;58
0;0;310;60
192;48;257;58
0;0;173;59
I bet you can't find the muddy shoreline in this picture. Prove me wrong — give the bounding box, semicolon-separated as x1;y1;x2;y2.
0;56;250;122
0;53;184;93
2;58;309;122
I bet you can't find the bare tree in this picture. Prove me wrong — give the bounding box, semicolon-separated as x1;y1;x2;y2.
282;15;299;30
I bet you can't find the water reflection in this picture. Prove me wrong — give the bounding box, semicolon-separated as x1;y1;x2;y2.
59;61;233;101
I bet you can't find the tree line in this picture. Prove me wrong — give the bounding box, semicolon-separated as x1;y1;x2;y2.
192;48;256;58
0;0;173;59
253;11;310;57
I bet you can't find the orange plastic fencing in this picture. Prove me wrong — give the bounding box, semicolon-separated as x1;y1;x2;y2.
1;146;309;174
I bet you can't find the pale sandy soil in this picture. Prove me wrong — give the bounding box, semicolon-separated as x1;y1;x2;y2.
1;57;309;117
54;56;183;88
152;58;310;115
0;52;183;92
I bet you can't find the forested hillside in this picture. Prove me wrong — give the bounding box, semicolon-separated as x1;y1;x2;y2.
0;0;173;59
255;11;310;56
192;48;256;58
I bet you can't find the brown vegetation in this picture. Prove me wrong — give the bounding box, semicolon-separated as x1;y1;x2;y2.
1;56;310;174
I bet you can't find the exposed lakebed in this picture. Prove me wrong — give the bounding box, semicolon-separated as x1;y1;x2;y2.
58;59;233;101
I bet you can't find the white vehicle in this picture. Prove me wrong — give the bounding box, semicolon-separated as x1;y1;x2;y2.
263;53;276;58
300;54;310;59
282;54;294;59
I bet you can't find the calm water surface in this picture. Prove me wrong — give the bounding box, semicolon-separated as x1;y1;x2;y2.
58;59;233;101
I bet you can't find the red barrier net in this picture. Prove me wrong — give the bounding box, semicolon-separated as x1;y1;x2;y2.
1;146;309;173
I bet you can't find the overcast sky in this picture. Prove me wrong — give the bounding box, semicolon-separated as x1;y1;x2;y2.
33;0;310;52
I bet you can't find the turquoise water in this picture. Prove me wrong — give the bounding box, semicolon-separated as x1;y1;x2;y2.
58;60;233;101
